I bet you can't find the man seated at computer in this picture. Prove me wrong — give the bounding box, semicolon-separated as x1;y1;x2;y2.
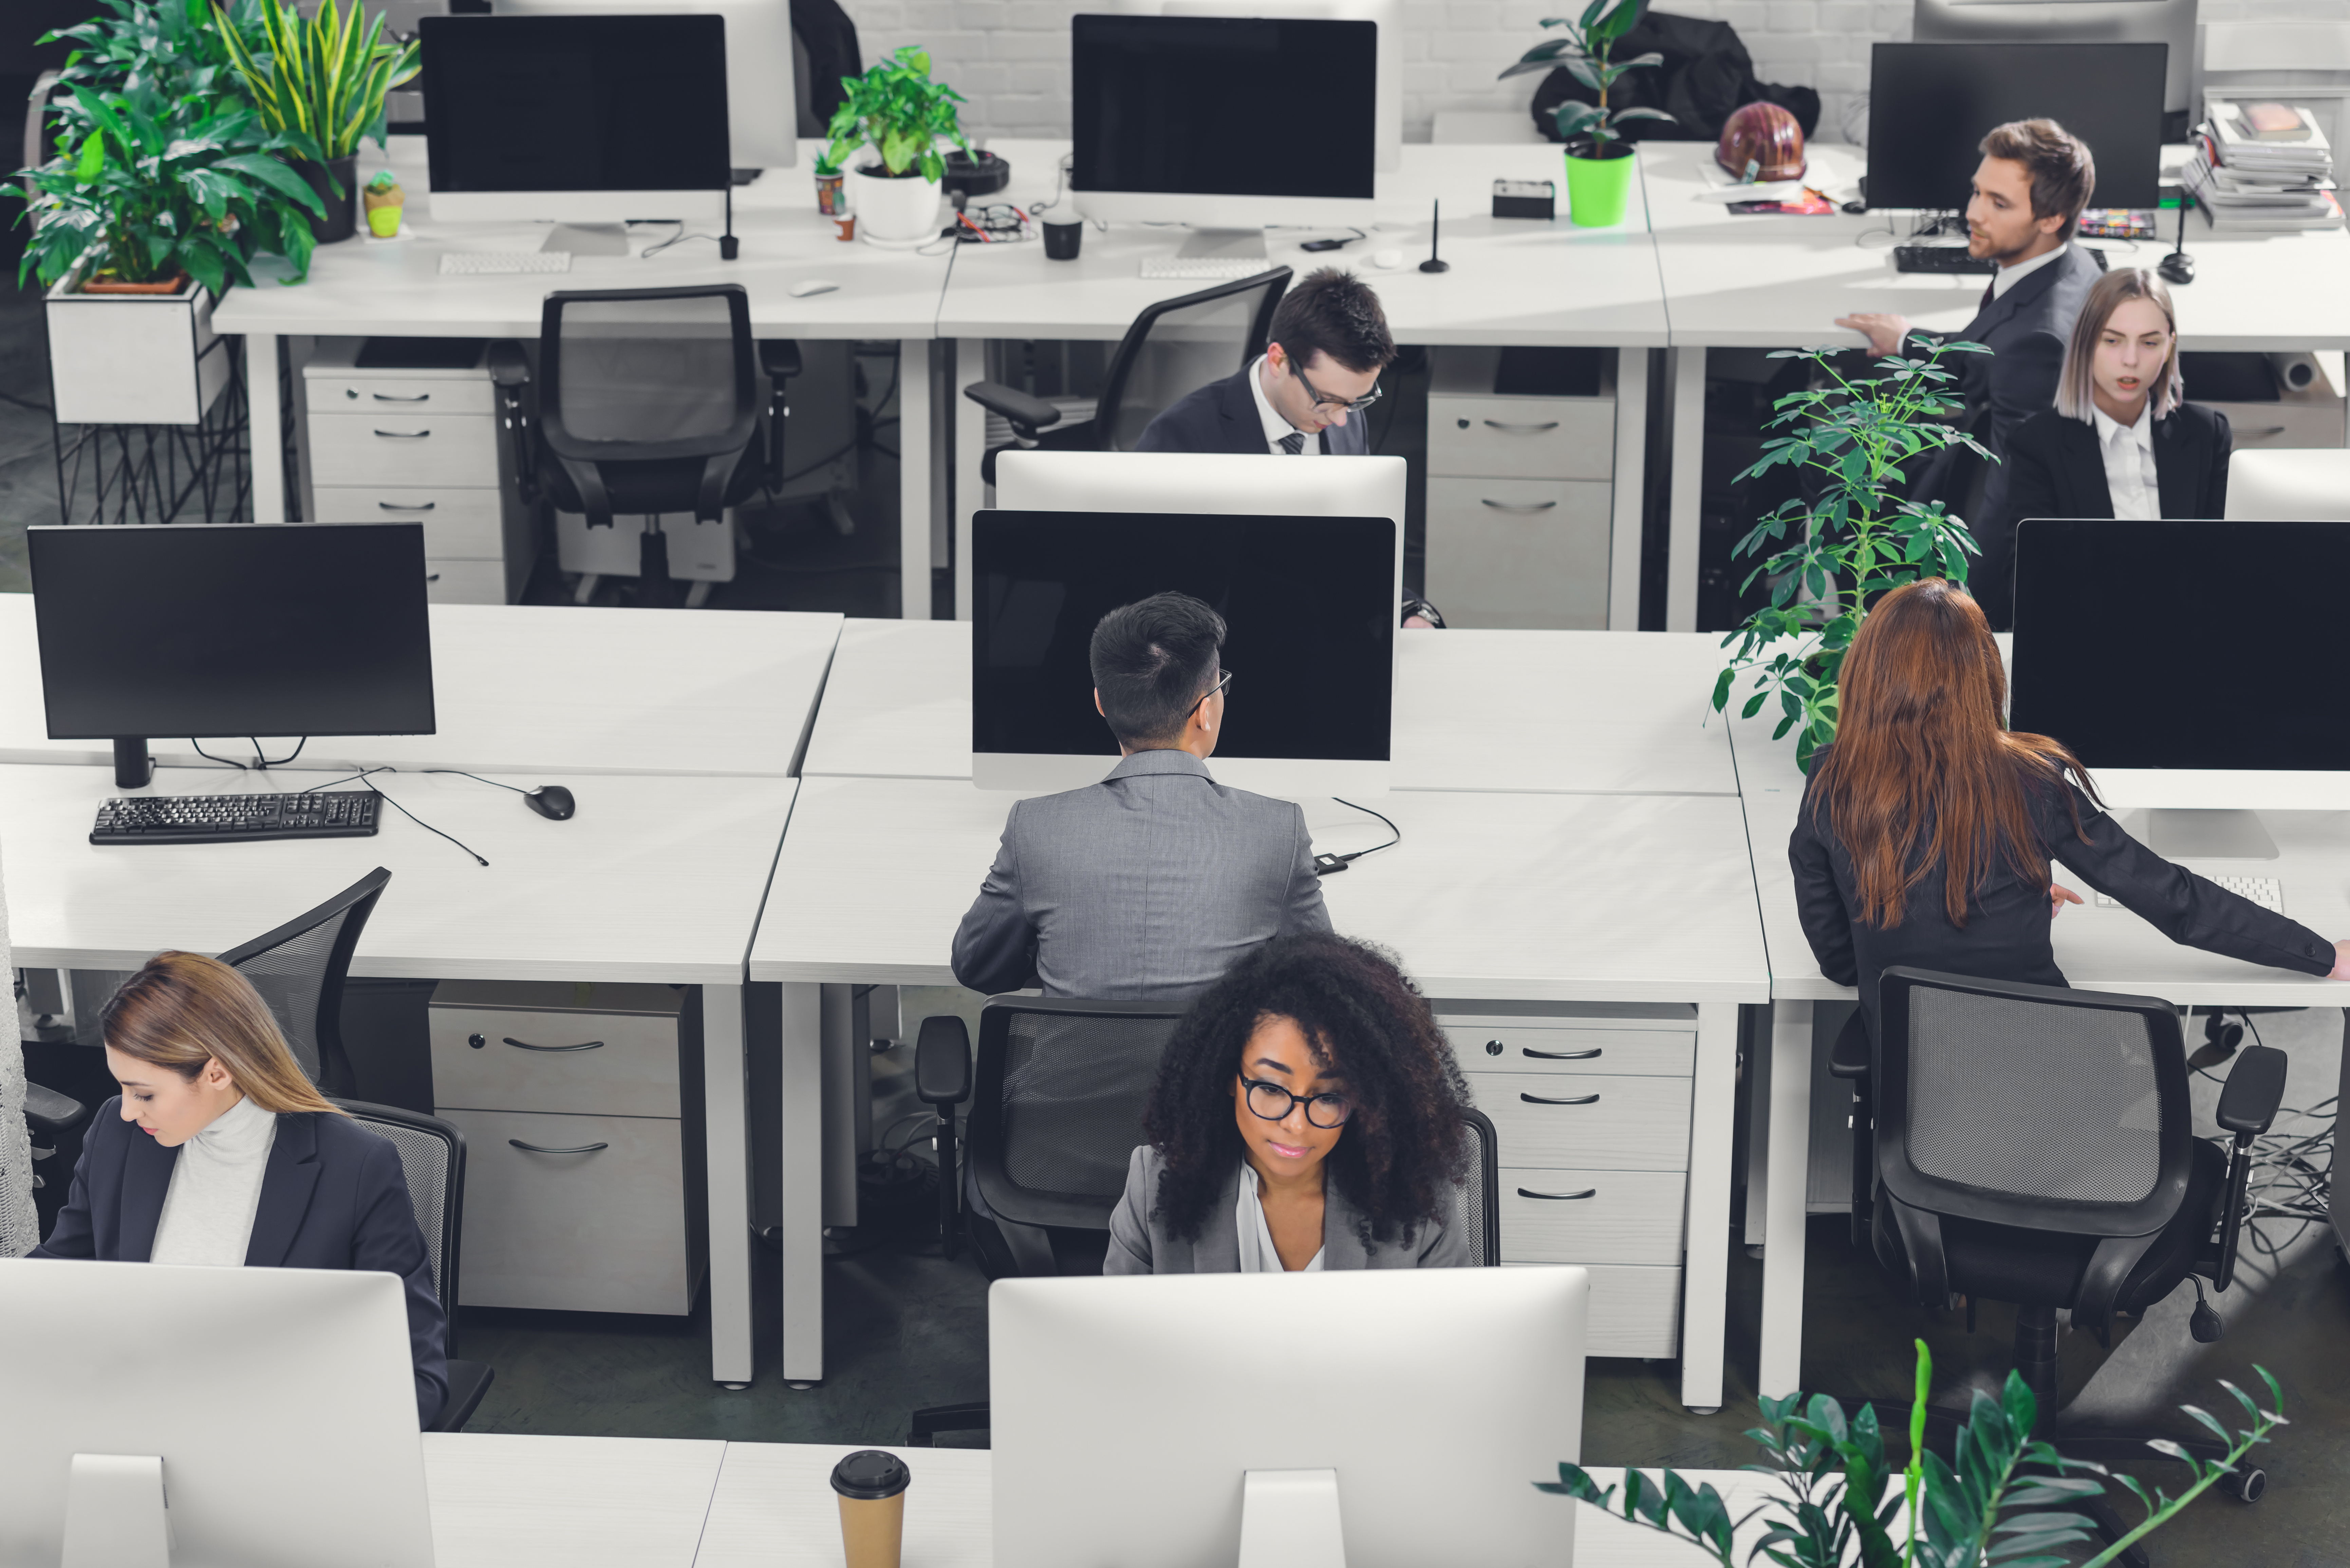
1835;119;2104;630
30;953;451;1427
1105;933;1474;1272
952;591;1331;1002
1134;268;1440;628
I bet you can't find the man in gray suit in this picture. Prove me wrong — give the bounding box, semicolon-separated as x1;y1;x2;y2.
950;592;1331;1002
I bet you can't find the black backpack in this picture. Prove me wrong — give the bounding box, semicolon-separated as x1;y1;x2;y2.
1531;11;1821;145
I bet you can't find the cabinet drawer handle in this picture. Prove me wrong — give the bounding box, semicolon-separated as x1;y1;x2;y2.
377;500;437;511
1482;419;1561;432
373;392;431;402
1523;1046;1601;1060
1519;1092;1600;1106
1516;1187;1598;1201
505;1036;604;1053
1480;499;1557;512
373;429;432;439
508;1139;609;1154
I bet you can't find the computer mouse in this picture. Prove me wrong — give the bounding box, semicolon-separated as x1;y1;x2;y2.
789;279;840;298
524;785;576;821
1373;249;1403;269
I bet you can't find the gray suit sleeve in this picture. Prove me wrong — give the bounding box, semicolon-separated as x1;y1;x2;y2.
1284;804;1332;935
951;809;1036;996
1103;1146;1156;1274
1418;1201;1475;1268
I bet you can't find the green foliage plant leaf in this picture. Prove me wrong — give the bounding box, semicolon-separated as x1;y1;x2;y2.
215;0;418;161
823;45;970;182
1503;0;1674;150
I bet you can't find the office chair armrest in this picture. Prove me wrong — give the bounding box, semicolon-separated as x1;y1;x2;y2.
486;339;530;388
23;1081;86;1136
962;380;1062;435
915;1016;972;1107
759;339;803;381
1827;1012;1871;1079
2216;1044;2288;1137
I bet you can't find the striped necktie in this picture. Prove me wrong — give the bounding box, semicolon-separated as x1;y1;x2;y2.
1277;432;1306;455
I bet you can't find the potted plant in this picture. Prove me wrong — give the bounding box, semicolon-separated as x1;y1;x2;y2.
1542;1341;2288;1568
1709;338;1992;771
215;0;419;244
812;147;847;219
821;46;969;248
1501;0;1674;227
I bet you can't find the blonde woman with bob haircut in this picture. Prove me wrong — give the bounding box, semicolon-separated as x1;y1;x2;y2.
31;951;449;1426
1989;267;2231;560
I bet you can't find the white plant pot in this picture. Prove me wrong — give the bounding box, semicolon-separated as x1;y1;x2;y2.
846;163;943;248
45;270;230;427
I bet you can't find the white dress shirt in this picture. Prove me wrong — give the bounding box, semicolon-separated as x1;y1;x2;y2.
1235;1159;1325;1272
2089;404;2162;520
1246;356;1319;457
149;1093;277;1267
1990;241;2069;301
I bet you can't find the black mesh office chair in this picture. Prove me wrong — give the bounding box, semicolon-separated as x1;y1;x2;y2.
489;284;802;607
961;267;1291;487
333;1098;495;1433
220;866;392;1100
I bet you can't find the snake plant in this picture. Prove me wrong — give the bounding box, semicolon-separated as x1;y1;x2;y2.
215;0;419;164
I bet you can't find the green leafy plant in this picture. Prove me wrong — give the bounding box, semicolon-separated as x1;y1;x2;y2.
215;0;419;163
1539;1340;2288;1567
1709;338;1992;771
822;46;968;181
1500;0;1675;153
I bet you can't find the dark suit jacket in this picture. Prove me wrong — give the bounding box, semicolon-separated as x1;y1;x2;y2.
1788;750;2335;1039
1134;366;1370;456
33;1103;450;1426
1992;402;2233;541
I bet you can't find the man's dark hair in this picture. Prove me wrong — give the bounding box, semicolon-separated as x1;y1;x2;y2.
1979;118;2097;239
1088;591;1227;748
1266;267;1396;377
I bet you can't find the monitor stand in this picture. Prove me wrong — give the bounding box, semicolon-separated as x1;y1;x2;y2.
1236;1469;1345;1568
1177;228;1268;264
541;224;630;257
731;168;762;186
2141;809;2280;861
113;737;152;790
62;1452;170;1568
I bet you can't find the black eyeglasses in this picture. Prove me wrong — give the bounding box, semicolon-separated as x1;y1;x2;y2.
1192;668;1235;713
1292;361;1383;414
1241;1077;1353;1129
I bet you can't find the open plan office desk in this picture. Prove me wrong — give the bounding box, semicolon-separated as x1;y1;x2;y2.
937;141;1671;628
0;763;795;1387
1641;140;2350;632
213;137;952;620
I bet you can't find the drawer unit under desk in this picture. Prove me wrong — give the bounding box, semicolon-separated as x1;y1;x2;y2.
313;487;506;558
1428;398;1615;480
425;559;511;606
1438;1007;1698;1078
1463;1073;1693;1171
1497;1167;1686;1266
429;980;690;1120
1508;1262;1681;1358
306;372;495;417
308;412;500;488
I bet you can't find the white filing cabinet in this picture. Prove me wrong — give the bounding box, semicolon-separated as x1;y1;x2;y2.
429;980;708;1316
1442;1002;1694;1358
1424;346;1616;630
305;338;537;603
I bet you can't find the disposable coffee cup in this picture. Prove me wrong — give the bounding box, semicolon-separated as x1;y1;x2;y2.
830;1449;911;1568
1042;219;1083;261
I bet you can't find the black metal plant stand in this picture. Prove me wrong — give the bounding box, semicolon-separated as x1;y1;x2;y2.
51;338;252;526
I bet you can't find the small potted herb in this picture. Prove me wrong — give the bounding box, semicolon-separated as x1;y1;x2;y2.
216;0;419;243
362;168;404;237
821;46;968;247
812;148;847;218
1500;0;1673;227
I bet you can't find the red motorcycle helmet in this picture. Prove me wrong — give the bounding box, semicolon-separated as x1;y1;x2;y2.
1716;101;1807;183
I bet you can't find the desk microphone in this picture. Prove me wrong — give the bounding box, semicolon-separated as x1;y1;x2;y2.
1419;199;1449;274
2158;189;2193;285
720;186;740;262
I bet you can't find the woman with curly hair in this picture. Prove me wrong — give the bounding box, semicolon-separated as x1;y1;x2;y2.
1105;932;1474;1272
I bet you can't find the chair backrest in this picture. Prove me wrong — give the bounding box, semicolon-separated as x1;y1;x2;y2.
967;997;1187;1233
220;867;392;1099
332;1098;467;1344
1455;1106;1500;1267
1094;267;1292;452
537;285;758;463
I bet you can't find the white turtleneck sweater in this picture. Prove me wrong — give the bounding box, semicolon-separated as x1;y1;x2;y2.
149;1094;278;1267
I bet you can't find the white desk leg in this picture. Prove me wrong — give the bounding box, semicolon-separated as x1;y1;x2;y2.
1608;347;1648;631
899;339;933;621
780;981;826;1383
1757;998;1816;1399
245;333;285;524
1680;999;1737;1413
954;338;985;621
703;981;753;1387
1664;344;1706;633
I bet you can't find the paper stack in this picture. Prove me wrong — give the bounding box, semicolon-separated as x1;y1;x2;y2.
2184;103;2342;231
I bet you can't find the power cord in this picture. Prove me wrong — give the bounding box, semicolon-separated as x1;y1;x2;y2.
190;737;309;770
1313;797;1401;875
299;766;490;867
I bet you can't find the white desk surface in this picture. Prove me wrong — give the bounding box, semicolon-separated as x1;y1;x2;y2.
748;773;1767;1005
938;140;1670;349
1643;140;2350;354
0;763;794;984
0;597;841;779
212;137;953;342
800;621;1740;796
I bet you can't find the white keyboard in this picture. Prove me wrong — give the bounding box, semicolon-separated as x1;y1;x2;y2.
1138;255;1274;280
2096;876;2283;914
439;251;573;276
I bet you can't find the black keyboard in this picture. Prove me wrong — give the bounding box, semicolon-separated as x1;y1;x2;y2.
1893;245;1995;275
91;791;382;845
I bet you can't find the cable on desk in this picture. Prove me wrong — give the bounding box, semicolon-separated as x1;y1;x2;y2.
1314;797;1402;875
422;768;534;795
190;736;308;770
301;766;489;867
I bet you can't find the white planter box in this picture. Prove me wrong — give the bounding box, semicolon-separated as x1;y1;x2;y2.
45;273;231;427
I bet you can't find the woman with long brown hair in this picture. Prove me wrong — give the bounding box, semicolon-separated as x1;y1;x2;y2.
1791;578;2347;1036
31;951;449;1425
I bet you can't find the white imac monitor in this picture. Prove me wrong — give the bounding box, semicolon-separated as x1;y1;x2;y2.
492;0;798;174
2010;516;2350;859
992;1268;1590;1568
2225;450;2350;522
0;1259;435;1568
419;13;731;238
1912;0;2200;116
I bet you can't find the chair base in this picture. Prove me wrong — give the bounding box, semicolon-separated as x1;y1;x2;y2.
431;1359;496;1433
907;1399;990;1448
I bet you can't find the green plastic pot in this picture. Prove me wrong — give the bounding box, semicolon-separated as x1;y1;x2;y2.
1564;145;1636;228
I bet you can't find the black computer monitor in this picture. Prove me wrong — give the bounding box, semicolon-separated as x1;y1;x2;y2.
973;511;1395;796
1865;42;2166;211
28;524;437;787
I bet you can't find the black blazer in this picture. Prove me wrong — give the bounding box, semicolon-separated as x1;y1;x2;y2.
1789;752;2335;1038
33;1103;450;1426
1992;402;2232;539
1134;366;1370;456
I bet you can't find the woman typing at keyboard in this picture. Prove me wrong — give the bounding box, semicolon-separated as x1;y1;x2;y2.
1789;578;2350;1049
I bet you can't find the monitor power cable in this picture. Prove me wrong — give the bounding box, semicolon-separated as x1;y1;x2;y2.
191;737;309;771
300;766;489;867
1313;797;1400;875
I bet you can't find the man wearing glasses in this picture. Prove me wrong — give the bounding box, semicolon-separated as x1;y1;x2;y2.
951;591;1331;1003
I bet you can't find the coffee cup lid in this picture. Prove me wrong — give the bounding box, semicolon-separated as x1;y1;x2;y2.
830;1449;911;1500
